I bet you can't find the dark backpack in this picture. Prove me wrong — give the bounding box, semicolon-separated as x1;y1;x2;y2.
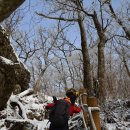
49;99;70;127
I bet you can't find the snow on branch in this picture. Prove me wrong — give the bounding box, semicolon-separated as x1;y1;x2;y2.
5;118;29;124
0;56;14;65
18;88;34;98
8;89;34;119
9;95;27;119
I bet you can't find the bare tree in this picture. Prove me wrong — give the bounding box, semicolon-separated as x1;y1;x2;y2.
12;31;41;63
113;38;130;78
77;0;110;101
33;27;53;93
108;1;130;40
37;0;93;96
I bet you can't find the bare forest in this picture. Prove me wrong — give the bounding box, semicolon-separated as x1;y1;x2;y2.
0;0;130;130
1;0;129;100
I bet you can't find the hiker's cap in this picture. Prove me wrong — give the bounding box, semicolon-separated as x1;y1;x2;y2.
66;88;79;97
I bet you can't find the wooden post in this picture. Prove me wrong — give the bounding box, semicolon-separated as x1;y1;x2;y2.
87;97;101;130
79;88;88;127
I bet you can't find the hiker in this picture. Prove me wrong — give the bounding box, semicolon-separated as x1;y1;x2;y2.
64;88;81;116
45;88;81;130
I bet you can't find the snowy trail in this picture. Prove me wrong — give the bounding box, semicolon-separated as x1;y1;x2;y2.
1;92;130;130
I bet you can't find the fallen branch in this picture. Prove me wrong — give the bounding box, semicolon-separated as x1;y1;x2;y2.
8;88;34;119
5;118;29;124
18;88;34;98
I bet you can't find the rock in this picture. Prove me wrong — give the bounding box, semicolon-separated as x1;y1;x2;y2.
0;26;30;90
13;84;21;95
0;27;30;110
0;57;16;110
0;0;25;22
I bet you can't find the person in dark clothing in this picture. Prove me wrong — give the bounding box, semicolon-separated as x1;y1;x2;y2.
49;123;69;130
45;88;81;130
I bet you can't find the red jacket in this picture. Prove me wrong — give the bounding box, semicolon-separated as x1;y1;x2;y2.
45;97;81;116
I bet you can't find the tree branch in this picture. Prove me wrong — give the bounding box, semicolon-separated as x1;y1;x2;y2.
36;12;78;22
108;3;130;40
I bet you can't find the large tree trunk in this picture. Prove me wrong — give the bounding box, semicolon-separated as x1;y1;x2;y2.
0;0;25;22
78;15;93;96
97;41;106;102
92;11;107;102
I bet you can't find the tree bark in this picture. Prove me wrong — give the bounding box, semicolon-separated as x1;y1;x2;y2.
78;14;93;96
92;11;107;102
